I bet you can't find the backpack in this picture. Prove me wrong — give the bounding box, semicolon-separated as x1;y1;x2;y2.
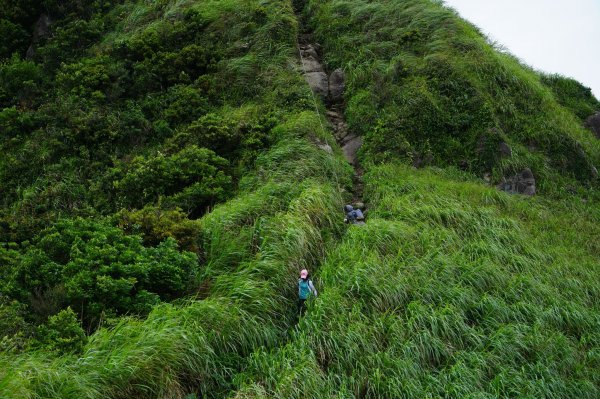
299;279;311;299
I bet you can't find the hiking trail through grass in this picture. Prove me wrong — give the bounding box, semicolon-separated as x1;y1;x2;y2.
297;31;365;207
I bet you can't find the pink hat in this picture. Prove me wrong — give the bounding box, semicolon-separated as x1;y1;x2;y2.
300;269;308;278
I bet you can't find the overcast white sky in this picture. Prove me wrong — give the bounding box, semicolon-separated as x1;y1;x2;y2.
443;0;600;99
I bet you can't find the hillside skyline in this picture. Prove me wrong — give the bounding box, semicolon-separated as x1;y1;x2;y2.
444;0;600;98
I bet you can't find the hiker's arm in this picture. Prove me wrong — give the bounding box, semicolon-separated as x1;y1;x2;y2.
309;280;318;297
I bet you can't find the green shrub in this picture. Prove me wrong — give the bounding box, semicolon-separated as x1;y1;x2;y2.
34;307;86;354
9;218;198;328
114;145;232;214
0;54;43;107
0;19;29;59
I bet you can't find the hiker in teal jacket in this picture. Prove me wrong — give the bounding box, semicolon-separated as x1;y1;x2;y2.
298;269;317;316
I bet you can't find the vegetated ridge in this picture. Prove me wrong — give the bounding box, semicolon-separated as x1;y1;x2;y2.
0;0;598;398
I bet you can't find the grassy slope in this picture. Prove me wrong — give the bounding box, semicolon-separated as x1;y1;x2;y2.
2;0;600;398
304;0;600;195
0;0;352;397
231;165;599;398
228;0;600;398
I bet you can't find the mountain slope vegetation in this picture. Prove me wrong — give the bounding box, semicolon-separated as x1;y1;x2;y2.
1;0;598;398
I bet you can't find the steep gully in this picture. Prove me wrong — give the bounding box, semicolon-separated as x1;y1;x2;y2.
297;33;366;208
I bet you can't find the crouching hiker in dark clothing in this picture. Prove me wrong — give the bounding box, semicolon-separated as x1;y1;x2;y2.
344;204;365;225
298;269;317;317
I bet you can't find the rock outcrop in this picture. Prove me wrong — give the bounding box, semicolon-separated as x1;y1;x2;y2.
499;142;512;157
328;68;345;103
26;14;53;59
304;72;329;97
299;42;328;97
498;168;536;196
585;112;600;139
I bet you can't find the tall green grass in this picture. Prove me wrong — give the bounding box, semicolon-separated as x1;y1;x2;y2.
229;164;599;398
0;0;355;395
0;113;351;397
304;0;600;195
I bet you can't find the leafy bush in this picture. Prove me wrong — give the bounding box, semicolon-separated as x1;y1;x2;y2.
8;218;198;328
0;54;44;107
0;19;29;59
0;299;31;352
116;206;201;252
56;55;126;101
34;307;86;354
114;145;232;214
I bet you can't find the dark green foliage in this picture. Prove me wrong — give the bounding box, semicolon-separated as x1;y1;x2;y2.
34;307;87;354
6;218;198;328
0;19;29;59
541;74;600;121
113;146;232;214
56;55;126;101
0;54;44;108
0;300;31;352
115;206;201;252
166;112;276;165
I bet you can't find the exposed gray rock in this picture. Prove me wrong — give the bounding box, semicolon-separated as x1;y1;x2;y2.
585;112;600;139
413;152;434;169
26;14;53;59
498;168;536;196
342;135;363;166
304;72;328;97
499;142;512;157
301;57;324;73
300;47;318;59
328;68;345;103
33;14;52;41
592;166;598;178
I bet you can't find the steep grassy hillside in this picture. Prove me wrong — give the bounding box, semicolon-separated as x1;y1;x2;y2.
1;0;599;398
231;165;599;398
303;0;600;195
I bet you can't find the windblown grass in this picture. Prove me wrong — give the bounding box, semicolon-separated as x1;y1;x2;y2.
229;164;599;398
305;0;600;195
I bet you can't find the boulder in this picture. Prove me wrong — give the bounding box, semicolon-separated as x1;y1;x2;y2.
300;47;318;59
342;135;363;166
585;112;600;139
328;68;345;103
304;72;328;97
498;168;536;196
33;14;52;41
301;56;324;73
26;14;52;59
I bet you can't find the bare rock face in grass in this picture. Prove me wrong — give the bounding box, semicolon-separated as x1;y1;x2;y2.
301;56;324;73
342;135;363;167
585;112;600;139
329;68;345;103
26;14;53;59
498;168;536;196
305;72;329;97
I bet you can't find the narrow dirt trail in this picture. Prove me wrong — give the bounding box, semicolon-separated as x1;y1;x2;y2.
297;33;366;206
